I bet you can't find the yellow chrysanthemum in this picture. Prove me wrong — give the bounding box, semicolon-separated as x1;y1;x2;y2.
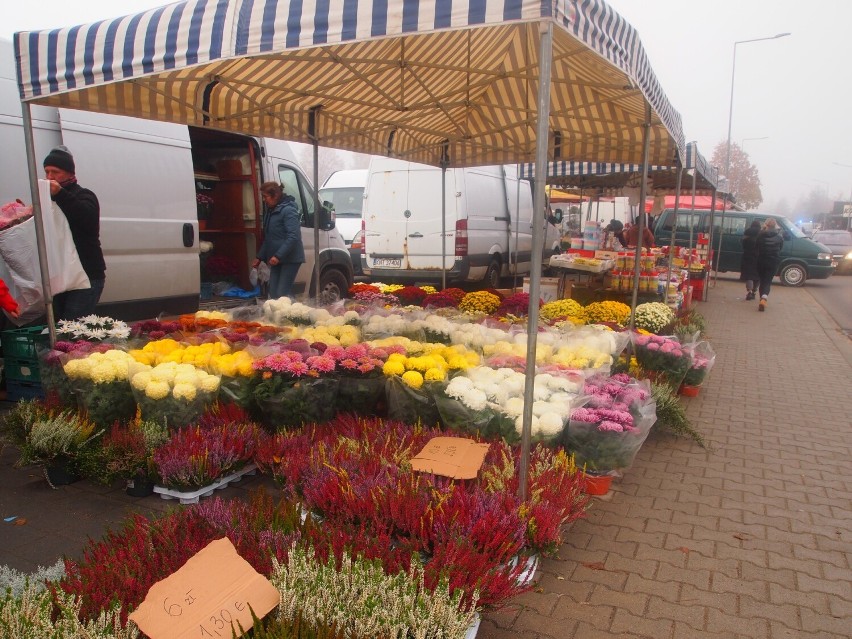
424;367;446;382
172;382;197;401
401;370;424;389
382;360;406;376
145;380;170;400
131;371;153;391
199;375;220;393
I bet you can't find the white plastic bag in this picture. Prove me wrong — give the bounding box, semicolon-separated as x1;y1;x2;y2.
0;180;90;325
249;262;270;286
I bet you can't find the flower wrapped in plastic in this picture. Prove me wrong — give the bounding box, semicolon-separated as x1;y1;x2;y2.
62;349;137;428
209;348;260;412
39;340;113;408
629;302;676;334
384;372;442;428
252;347;339;429
563;373;656;472
261;296;334;327
321;343;389;416
683;340;716;387
631;332;692;388
130;361;221;429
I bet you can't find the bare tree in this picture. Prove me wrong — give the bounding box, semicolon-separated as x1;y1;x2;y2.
712;141;763;210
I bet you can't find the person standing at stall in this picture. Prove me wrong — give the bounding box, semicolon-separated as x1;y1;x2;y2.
755;218;783;312
740;220;761;300
253;182;305;299
43;146;106;320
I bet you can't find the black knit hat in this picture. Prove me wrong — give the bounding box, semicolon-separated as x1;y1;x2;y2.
43;146;75;174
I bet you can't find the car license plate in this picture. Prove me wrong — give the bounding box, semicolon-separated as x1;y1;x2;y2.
373;258;401;268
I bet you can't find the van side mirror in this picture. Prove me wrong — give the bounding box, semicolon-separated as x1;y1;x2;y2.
319;204;336;231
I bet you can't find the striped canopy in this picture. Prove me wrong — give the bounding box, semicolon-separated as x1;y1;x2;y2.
519;141;720;193
15;0;685;168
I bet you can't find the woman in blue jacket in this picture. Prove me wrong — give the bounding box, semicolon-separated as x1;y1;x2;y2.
253;182;305;299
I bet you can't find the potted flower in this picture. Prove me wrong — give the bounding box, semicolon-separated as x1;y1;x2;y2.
196;191;214;229
563;373;656;493
629;301;675;334
680;340;716;397
325;343;389;416
17;410;101;487
100;418;169;496
129;361;221;429
631;332;692;389
252;345;340;429
62;349;138;428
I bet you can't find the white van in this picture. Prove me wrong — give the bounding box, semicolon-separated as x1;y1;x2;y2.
0;39;352;322
361;158;562;287
319;169;368;275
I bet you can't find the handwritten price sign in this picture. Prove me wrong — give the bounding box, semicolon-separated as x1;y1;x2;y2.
410;436;490;479
129;538;280;639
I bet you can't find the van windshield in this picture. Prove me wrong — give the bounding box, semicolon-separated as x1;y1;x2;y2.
318;187;364;217
778;218;805;238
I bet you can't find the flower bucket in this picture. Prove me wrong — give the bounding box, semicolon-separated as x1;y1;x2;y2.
43;457;81;487
583;472;613;496
125;477;155;497
678;383;701;397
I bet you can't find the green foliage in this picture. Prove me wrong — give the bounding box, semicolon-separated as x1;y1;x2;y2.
650;383;706;448
674;309;707;341
232;607;347;639
1;399;54;449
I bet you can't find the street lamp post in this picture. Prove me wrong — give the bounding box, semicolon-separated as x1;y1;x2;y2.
717;32;790;280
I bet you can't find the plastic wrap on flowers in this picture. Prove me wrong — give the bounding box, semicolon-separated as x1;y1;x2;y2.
563;374;657;472
433;386;496;436
683;340;716;387
129;362;221;429
631;332;692;388
74;379;136;428
37;347;76;408
218;374;258;413
385;376;441;428
256;377;339;429
335;376;386;416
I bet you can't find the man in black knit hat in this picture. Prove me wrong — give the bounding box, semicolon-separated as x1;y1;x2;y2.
43;146;106;320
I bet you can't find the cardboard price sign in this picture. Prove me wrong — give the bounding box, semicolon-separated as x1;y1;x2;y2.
129;537;280;639
410;436;490;479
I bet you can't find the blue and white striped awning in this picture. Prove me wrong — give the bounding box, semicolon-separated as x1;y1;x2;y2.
14;0;685;168
519;141;719;193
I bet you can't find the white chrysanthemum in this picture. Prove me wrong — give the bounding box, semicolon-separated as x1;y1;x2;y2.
199;375;220;393
503;397;525;418
514;414;539;435
461;388;488;411
490;386;510;407
548;392;575;409
532;382;551;401
445;376;474;397
537;412;565;436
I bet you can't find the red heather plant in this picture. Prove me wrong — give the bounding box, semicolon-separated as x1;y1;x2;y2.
196;401;253;429
57;490;302;625
348;282;381;297
392;285;428;306
153;422;259;489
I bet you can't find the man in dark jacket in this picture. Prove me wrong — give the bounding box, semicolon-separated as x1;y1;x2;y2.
740;220;761;300
755;218;784;311
43;146;106;320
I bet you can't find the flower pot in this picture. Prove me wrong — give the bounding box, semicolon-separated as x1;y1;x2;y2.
583;472;613;496
44;458;80;487
125;477;155;497
678;383;701;397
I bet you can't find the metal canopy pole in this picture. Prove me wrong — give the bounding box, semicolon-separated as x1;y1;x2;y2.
519;19;553;503
664;159;684;305
21;103;57;345
628;102;653;330
309;107;321;304
687;168;698;269
705;190;718;300
440;142;449;291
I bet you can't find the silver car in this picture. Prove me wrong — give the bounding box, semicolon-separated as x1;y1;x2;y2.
812;230;852;274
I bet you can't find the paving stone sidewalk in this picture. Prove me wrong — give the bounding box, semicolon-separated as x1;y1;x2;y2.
480;278;852;639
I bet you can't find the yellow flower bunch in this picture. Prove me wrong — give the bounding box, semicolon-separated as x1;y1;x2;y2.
419;285;438;295
431;344;480;370
131;339;232;368
300;324;361;347
378;283;404;294
481;339;554;364
131;362;220;401
195;310;230;321
458;291;501;315
551;344;611;369
209;350;256;377
382;351;447;383
540;298;584;321
128;338;182;366
401;370;424;389
553;316;585;328
63;350;136;383
580;301;631;326
368;336;427;354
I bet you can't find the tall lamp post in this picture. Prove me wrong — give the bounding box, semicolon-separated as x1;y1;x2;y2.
717;33;790;279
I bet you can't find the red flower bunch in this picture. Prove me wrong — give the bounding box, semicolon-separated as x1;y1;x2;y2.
495;292;540;318
442;287;468;303
129;319;181;339
391;285;428;306
422;291;459;308
203;254;240;282
348;283;381;299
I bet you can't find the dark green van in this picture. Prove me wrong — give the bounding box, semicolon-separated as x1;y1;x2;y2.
653;209;835;286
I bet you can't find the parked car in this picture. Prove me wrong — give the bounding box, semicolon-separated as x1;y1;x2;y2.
653;209;835;286
319;169;368;276
812;230;852;274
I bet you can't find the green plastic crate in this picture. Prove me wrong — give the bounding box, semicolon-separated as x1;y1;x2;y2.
1;326;49;361
3;357;41;383
6;379;44;402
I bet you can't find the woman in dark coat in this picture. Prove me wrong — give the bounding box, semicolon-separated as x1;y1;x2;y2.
740;220;761;300
253;182;305;299
755;218;784;311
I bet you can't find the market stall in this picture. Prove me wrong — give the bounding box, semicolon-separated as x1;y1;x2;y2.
15;0;687;496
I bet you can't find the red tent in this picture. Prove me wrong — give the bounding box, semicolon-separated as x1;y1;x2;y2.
645;195;735;212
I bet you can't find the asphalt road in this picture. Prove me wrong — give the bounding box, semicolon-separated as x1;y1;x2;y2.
804;272;852;339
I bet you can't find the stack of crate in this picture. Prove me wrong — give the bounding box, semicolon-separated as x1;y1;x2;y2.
1;326;48;401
